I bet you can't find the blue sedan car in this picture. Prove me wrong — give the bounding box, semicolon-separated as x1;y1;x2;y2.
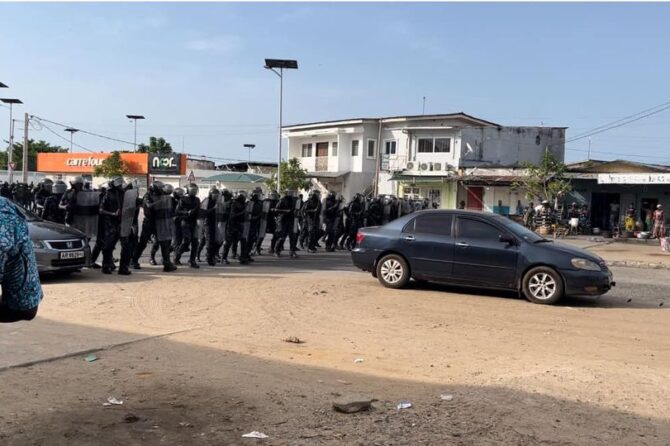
351;210;615;305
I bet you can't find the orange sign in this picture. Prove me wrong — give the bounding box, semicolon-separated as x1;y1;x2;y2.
36;153;187;175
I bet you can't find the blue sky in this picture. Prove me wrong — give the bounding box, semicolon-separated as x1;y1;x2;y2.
1;2;669;164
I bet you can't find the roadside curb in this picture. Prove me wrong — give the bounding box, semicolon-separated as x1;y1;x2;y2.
605;260;670;270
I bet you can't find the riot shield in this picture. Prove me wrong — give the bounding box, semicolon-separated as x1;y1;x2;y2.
363;199;370;227
242;200;254;240
292;198;302;234
257;200;271;240
71;190;100;238
153;195;175;242
395;199;402;219
215;198;229;244
120;188;139;238
382;200;391;224
334;201;345;229
197;197;208;240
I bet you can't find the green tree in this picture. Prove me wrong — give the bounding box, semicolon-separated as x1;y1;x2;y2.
137;136;173;154
0;139;68;171
94;151;130;178
265;158;311;191
512;151;572;205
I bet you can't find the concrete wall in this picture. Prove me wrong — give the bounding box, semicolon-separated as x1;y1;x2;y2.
460;127;565;168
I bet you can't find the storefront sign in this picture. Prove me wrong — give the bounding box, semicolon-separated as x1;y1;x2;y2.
597;173;670;184
37;152;149;174
148;154;183;174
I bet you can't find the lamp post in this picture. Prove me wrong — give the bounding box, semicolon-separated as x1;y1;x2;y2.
243;143;255;162
264;58;298;192
126;115;145;151
1;97;23;183
64;128;79;153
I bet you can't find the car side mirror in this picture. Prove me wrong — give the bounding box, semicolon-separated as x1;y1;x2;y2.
499;234;516;245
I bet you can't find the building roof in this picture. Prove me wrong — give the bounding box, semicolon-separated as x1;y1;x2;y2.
282;112;503;131
217;161;277;171
566;159;670;174
202;172;268;183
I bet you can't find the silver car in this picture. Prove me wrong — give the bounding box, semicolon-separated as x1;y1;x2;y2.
16;206;92;274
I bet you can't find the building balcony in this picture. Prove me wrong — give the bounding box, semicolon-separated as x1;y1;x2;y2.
315;156;329;172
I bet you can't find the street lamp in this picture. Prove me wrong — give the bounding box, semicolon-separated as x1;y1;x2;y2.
1;98;23;183
64;128;79;153
264;58;298;192
243;143;255;162
126;114;145;151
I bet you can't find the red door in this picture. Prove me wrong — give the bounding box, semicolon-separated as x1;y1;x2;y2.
466;187;483;210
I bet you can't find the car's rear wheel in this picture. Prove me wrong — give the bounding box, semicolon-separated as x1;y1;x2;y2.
376;254;410;289
522;266;564;305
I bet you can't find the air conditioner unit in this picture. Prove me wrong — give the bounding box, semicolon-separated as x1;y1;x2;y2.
420;163;429;171
433;162;442;171
406;161;415;170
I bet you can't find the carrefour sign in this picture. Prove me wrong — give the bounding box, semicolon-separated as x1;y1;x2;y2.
148;154;182;174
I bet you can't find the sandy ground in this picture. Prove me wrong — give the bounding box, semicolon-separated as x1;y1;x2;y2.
1;253;669;445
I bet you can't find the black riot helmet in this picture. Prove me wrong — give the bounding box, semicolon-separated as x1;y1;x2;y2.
221;188;232;200
110;176;124;189
236;190;248;201
173;187;185;198
52;180;67;195
71;176;84;191
151;180;165;193
209;186;220;198
163;184;174;195
187;183;198;197
269;190;280;201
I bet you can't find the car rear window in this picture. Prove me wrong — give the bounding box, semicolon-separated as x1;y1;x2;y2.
409;213;453;236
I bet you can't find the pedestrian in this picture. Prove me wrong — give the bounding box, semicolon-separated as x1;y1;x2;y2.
652;204;665;239
0;196;43;323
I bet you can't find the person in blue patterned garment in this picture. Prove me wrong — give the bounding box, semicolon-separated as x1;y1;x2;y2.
0;196;43;322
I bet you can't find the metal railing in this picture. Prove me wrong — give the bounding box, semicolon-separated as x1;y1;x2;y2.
315;156;329;171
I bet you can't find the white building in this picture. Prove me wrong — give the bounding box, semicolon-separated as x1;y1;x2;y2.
283;112;565;211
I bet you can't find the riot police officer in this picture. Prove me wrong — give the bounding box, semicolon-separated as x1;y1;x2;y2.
99;177;124;274
175;183;201;268
42;180;67;224
222;190;247;264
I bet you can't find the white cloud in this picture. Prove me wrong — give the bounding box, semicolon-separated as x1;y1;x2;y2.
185;35;242;53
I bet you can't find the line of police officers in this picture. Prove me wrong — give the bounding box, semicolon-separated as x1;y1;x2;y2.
26;176;432;275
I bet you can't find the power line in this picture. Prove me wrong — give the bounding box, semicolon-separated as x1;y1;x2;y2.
31;115;136;147
566;147;670;161
566;101;670;143
38;121;96;153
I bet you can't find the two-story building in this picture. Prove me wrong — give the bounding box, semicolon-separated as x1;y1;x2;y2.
283;112;565;213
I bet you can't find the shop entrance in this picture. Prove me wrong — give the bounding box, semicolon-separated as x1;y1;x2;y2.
466;186;483;210
590;192;619;230
641;198;659;231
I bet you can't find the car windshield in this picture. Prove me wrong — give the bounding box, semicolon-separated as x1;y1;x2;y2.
14;204;41;222
491;215;545;243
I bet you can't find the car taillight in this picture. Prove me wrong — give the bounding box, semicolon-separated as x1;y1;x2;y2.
355;232;366;245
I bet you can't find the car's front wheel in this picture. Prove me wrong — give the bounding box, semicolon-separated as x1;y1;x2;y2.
376;254;410;289
522;266;564;305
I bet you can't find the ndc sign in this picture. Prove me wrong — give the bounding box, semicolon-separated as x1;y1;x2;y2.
148;154;182;174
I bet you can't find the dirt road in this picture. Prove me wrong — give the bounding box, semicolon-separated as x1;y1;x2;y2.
1;254;668;445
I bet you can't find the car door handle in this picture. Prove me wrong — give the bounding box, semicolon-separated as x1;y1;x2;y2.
456;242;469;248
403;235;415;241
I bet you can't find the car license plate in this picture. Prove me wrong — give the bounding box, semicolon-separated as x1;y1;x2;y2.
60;250;84;260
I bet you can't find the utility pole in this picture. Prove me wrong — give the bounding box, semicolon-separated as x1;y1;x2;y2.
422;96;426;115
587;137;592;160
22;113;29;183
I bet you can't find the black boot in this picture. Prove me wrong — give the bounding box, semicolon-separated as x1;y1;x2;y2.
163;263;177;272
